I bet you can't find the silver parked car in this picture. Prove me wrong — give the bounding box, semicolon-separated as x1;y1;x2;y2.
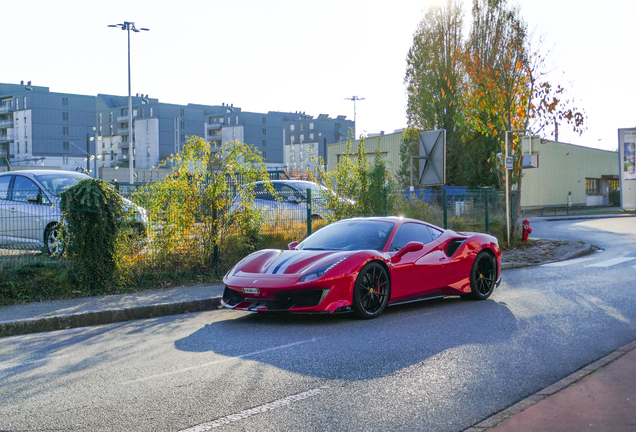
230;180;333;223
0;170;147;255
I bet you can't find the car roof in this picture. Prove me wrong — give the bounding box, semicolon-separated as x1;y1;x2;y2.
0;169;86;177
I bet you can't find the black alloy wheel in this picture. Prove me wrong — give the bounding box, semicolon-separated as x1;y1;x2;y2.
463;251;496;300
352;262;390;319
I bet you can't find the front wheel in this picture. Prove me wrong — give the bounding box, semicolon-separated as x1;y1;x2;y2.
352;262;390;319
44;224;63;257
462;251;496;300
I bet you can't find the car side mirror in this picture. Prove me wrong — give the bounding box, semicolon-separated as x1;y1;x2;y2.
288;196;299;204
391;241;424;262
26;194;39;204
288;241;299;250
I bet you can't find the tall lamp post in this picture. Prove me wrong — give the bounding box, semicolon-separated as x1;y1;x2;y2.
108;22;149;186
344;95;365;138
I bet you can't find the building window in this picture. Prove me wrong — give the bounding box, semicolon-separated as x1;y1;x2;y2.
23;96;27;109
300;123;304;131
62;126;69;136
109;112;113;123
290;135;295;144
109;125;113;136
180;109;185;116
300;134;304;142
62;112;68;121
62;97;68;106
262;117;266;124
290;125;295;132
150;107;153;117
15;97;19;110
309;133;314;140
262;128;266;135
180;134;185;142
262;151;266;158
585;178;600;195
99;113;102;124
63;156;68;164
309;122;314;130
262;140;266;147
609;179;620;191
147;147;150;157
63;141;69;150
180;121;185;129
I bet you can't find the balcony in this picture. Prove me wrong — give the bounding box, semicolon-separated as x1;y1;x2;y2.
0;105;14;114
0;131;14;143
0;119;13;129
207;123;223;131
117;128;130;136
117;115;137;122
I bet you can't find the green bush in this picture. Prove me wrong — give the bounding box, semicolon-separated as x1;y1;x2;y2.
59;178;127;291
609;190;620;207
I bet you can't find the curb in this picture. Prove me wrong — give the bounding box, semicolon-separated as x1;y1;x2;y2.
532;214;636;223
0;297;222;338
501;243;595;270
463;339;636;431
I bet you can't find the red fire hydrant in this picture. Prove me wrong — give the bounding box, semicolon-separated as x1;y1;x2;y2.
522;219;532;242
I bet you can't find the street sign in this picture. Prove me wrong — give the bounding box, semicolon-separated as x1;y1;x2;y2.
505;157;514;170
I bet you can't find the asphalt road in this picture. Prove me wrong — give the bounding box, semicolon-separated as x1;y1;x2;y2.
1;217;635;432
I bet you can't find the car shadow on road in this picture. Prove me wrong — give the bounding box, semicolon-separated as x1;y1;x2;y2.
174;297;519;381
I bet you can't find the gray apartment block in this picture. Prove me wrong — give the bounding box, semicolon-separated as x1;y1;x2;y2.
284;113;354;170
0;83;96;172
1;81;354;177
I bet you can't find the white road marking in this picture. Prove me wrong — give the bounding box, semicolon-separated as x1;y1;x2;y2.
542;257;596;267
121;337;324;385
178;387;328;432
586;257;636;267
0;355;70;370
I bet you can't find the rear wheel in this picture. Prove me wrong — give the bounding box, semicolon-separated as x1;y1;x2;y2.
462;251;496;300
352;262;390;319
44;223;63;257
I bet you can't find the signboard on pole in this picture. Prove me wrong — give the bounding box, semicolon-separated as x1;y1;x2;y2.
418;130;446;186
619;128;636;209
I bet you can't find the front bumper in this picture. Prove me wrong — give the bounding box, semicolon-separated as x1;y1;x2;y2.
221;286;330;312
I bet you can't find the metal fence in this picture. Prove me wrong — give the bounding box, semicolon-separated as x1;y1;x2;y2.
1;185;512;271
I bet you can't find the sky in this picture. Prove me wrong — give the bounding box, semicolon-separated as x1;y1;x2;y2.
2;0;634;152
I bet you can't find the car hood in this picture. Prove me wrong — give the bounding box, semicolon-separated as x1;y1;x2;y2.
231;249;352;277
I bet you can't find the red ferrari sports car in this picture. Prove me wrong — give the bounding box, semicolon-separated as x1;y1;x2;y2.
222;216;501;319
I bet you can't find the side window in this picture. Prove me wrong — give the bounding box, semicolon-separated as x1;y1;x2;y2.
12;176;42;204
389;223;434;251
0;176;12;200
428;226;444;240
253;184;275;201
276;184;301;201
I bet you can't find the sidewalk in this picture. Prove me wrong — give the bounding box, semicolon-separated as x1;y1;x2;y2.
466;339;636;432
0;283;225;338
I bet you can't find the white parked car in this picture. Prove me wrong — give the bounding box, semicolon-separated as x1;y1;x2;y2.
0;170;148;255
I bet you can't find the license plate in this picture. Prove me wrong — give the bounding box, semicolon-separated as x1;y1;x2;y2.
242;287;260;294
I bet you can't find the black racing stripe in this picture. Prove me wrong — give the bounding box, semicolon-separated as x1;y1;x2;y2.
272;255;295;274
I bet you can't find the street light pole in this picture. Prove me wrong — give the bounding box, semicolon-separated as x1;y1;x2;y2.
108;22;149;186
344;95;365;138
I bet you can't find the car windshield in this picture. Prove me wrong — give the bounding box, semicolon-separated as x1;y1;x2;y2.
297;220;394;251
34;172;90;197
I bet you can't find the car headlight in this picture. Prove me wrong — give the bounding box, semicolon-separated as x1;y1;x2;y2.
300;256;349;283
